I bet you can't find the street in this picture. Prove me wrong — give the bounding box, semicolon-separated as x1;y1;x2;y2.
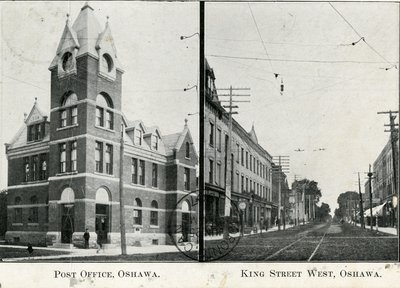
205;221;397;261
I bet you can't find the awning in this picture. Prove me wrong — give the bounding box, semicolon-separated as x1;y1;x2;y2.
364;202;387;217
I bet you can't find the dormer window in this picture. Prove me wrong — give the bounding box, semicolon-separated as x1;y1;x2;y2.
95;93;114;130
152;135;159;150
101;54;113;73
62;52;73;72
27;122;45;142
59;92;78;128
135;129;142;145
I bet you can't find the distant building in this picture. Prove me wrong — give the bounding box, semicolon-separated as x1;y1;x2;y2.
271;165;290;226
204;60;274;234
5;3;198;247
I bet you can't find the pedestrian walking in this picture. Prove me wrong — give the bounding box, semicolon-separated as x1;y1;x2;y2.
96;231;103;253
83;228;90;249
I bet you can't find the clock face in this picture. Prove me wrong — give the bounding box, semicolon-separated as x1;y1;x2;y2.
62;52;73;71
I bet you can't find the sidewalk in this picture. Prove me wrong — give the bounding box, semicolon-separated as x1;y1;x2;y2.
1;243;185;262
205;222;307;241
355;223;397;235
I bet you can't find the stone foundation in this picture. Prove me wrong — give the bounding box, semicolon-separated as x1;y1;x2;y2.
5;231;47;246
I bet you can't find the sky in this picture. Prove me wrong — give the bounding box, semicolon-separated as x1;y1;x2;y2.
206;2;399;212
0;1;199;189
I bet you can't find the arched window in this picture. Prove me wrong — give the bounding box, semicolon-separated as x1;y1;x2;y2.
14;197;22;223
150;200;158;226
62;52;73;71
60;92;78;127
101;54;114;73
182;201;190;213
133;198;142;225
60;187;75;203
96;187;110;204
29;196;38;223
96;93;114;130
185;142;190;158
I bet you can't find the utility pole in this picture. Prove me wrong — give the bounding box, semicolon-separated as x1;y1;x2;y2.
119;123;127;255
272;156;290;231
217;86;250;240
367;164;374;232
358;172;365;229
378;110;399;196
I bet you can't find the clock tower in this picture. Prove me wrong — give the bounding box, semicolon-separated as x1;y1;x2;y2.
46;2;124;246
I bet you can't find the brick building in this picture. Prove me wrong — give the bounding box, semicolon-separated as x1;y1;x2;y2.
4;3;198;247
204;60;274;234
372;136;398;227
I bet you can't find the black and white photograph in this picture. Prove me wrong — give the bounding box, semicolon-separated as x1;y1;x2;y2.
204;1;399;261
0;1;199;262
1;0;400;287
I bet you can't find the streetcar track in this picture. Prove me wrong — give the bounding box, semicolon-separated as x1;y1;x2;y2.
265;235;307;260
308;231;327;261
265;222;330;261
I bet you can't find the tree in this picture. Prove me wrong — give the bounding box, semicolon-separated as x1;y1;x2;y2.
315;202;331;222
292;179;322;220
292;179;322;202
336;191;359;222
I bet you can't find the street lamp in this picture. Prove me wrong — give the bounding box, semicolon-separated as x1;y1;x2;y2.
180;32;199;40
184;85;198;92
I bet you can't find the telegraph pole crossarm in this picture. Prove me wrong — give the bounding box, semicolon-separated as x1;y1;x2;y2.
218;86;251;239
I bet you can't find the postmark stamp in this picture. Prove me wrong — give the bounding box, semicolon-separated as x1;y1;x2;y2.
168;190;242;261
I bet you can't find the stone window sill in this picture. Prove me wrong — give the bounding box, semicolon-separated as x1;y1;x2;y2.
94;172;115;178
56;171;78;177
28;223;39;226
95;125;115;133
57;124;78;131
12;223;23;226
150;225;159;229
22;180;48;185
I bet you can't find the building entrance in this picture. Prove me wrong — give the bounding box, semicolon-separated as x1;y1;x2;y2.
95;204;110;244
61;204;74;243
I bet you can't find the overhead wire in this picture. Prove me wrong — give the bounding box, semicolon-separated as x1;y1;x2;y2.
328;2;397;69
247;3;274;72
206;54;395;65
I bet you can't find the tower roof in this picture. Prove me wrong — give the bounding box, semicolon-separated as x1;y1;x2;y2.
72;2;102;58
49;3;123;71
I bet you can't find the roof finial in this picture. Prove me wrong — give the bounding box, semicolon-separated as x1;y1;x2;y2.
34;97;37;104
24;113;27;122
66;13;70;23
184;118;188;127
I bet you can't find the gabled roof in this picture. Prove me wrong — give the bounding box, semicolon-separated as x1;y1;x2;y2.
126;119;147;133
24;101;48;124
96;21;123;71
144;126;162;138
163;119;197;157
163;133;181;154
7;101;49;149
